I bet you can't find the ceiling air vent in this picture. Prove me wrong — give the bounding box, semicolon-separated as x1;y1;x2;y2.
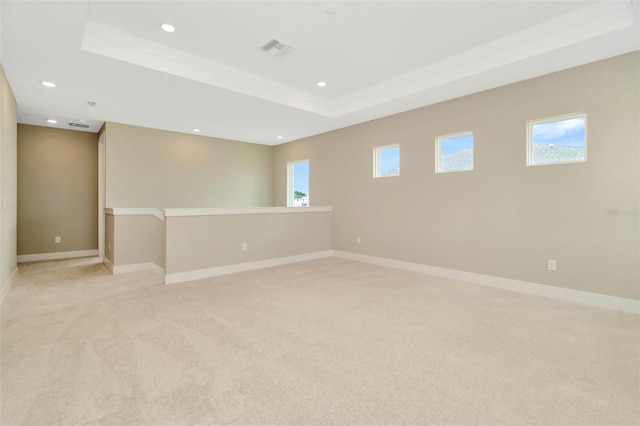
69;122;90;129
261;39;294;57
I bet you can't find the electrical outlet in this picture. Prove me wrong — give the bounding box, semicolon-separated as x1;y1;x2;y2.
356;237;361;244
55;236;61;244
547;259;557;271
242;243;248;251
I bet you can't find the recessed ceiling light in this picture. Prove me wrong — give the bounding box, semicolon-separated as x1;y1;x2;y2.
316;81;327;87
161;24;176;33
192;128;200;132
46;119;57;124
277;135;283;139
41;81;56;88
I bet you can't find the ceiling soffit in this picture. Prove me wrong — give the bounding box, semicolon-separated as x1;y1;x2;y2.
80;1;635;118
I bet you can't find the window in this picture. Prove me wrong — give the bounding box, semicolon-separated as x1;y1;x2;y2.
287;159;309;207
527;113;586;166
436;132;474;173
373;144;400;178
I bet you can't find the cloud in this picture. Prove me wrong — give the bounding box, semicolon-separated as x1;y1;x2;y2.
533;117;585;141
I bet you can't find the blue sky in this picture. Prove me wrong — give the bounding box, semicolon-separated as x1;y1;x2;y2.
379;146;400;173
532;117;585;147
441;134;473;155
292;161;309;194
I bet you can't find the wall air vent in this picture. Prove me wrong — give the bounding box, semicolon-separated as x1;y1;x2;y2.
261;39;294;57
69;122;90;128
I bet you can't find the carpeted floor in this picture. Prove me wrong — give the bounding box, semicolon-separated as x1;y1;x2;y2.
1;256;639;425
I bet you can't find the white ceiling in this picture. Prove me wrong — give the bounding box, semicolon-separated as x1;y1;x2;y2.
2;1;639;145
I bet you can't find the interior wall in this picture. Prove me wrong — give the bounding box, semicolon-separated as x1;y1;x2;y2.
17;125;98;255
165;212;332;275
105;122;274;209
105;213;114;264
0;63;17;303
274;52;640;300
113;214;165;269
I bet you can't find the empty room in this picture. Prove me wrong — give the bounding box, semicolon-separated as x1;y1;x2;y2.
1;1;639;425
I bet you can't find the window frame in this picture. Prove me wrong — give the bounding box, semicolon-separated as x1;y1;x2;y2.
373;143;400;178
526;112;587;167
286;159;309;207
435;131;474;174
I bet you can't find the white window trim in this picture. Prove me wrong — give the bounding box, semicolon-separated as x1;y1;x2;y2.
287;159;309;207
435;131;474;174
526;112;587;167
373;143;400;178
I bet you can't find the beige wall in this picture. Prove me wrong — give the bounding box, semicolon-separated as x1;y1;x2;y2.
17;125;98;255
274;52;640;300
113;214;165;268
105;122;274;209
105;213;114;264
165;212;332;274
0;63;18;303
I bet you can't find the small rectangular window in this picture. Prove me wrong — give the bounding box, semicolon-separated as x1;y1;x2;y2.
373;144;400;178
527;113;586;166
287;160;309;207
436;132;474;173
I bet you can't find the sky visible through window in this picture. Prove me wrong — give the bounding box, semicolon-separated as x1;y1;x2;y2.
292;161;309;195
532;117;585;147
441;134;473;155
379;146;400;174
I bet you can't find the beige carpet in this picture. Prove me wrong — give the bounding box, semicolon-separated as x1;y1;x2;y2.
1;257;638;425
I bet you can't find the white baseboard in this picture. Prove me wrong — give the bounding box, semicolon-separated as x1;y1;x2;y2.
165;250;333;285
333;251;640;314
109;262;164;275
17;249;99;263
103;257;114;273
0;268;19;306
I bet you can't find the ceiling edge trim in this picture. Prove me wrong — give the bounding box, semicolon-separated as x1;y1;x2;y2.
329;1;636;116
